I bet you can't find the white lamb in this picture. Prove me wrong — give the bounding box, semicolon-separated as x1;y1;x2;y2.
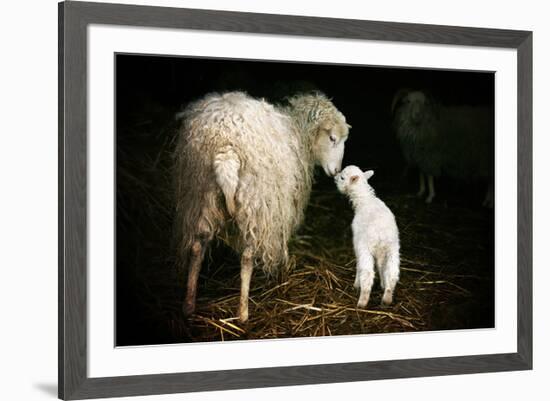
335;166;400;307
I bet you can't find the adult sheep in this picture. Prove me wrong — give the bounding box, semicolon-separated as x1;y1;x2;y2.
174;91;351;322
391;89;494;206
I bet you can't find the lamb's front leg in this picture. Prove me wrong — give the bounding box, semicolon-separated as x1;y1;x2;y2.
354;273;360;289
356;251;375;308
239;247;254;323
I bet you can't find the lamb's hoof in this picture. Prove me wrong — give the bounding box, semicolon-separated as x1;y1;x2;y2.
425;195;434;204
357;298;370;309
183;302;195;317
381;290;393;307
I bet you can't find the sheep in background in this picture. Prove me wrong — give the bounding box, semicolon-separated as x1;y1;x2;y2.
175;91;351;322
391;89;494;206
335;166;400;307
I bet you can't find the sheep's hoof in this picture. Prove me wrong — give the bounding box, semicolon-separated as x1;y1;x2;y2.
381;290;393;306
425;195;434;204
183;302;195;317
239;311;249;323
239;303;249;323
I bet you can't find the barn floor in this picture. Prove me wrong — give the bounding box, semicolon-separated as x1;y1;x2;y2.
185;187;494;341
116;166;495;345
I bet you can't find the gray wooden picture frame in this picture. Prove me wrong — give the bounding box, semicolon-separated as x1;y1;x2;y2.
59;1;532;399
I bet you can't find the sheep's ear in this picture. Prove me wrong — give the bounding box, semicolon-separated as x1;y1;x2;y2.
350;175;360;184
346;123;352;129
391;89;410;114
363;170;374;180
321;121;333;131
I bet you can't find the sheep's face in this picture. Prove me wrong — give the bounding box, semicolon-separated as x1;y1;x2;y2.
313;119;350;177
335;165;374;195
403;91;428;125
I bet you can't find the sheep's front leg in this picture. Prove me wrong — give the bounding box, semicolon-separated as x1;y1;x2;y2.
356;252;375;308
425;174;436;203
183;240;207;317
239;247;254;323
416;171;426;198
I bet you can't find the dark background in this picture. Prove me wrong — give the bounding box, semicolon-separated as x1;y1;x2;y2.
116;55;494;180
116;54;495;346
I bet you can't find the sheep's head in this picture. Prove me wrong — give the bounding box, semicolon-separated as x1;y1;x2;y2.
312;117;349;176
335;165;374;195
391;90;430;125
288;93;350;176
311;109;350;177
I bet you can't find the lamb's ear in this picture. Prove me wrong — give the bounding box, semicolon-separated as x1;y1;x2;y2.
363;170;374;180
350;175;360;184
346;123;352;129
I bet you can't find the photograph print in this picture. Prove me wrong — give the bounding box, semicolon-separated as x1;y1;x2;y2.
116;54;495;346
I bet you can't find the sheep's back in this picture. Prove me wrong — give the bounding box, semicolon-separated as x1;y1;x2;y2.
176;92;311;271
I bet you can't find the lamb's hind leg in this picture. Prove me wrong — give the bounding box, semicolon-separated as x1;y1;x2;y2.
183;237;210;317
381;248;400;306
357;251;375;308
239;247;254;323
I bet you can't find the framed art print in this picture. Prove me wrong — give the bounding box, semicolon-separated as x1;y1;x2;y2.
59;1;532;399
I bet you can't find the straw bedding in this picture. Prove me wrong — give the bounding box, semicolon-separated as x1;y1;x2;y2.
116;104;494;345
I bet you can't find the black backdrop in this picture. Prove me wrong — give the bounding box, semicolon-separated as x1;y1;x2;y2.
115;54;494;345
116;54;494;184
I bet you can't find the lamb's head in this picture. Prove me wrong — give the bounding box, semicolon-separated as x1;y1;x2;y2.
335;165;374;195
288;93;350;177
391;90;430;125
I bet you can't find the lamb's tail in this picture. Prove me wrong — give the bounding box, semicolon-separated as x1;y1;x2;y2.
213;147;241;216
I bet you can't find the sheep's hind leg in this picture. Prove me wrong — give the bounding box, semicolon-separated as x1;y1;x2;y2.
356;252;375;308
183;238;209;317
416;171;426;198
239;247;254;323
425;174;436;203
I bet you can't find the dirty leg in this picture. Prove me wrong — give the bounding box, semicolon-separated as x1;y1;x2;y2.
239;247;254;323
